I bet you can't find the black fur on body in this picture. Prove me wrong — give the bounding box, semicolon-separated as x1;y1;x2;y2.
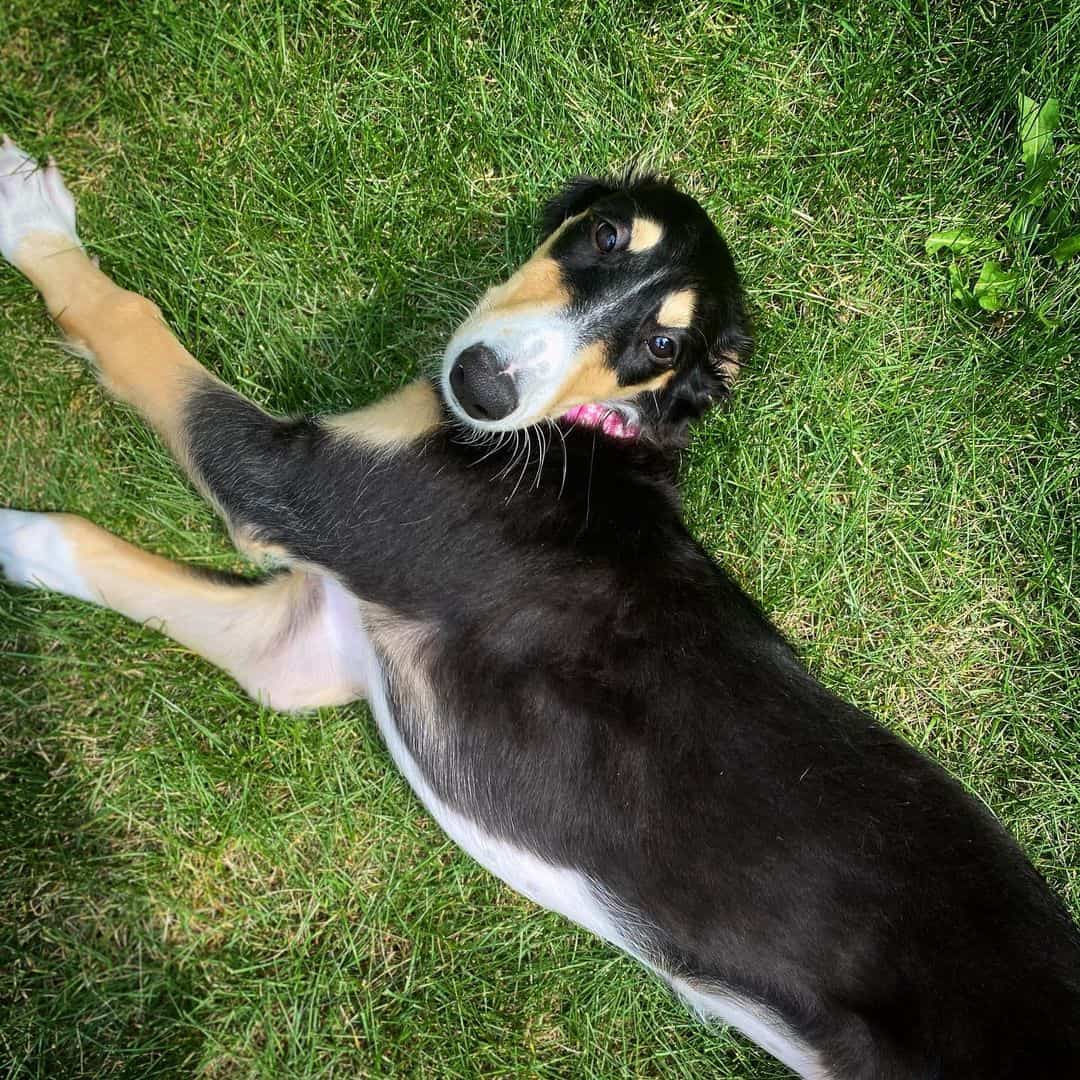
185;387;1080;1078
179;175;1080;1078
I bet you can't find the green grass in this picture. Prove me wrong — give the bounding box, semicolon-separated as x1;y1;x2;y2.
1;1;1078;1076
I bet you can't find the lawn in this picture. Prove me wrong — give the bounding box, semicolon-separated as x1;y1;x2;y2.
1;1;1078;1076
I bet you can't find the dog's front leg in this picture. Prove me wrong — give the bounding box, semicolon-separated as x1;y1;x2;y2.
0;140;441;565
0;138;231;470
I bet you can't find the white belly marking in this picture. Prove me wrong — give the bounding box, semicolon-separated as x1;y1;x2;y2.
348;624;825;1079
351;625;633;950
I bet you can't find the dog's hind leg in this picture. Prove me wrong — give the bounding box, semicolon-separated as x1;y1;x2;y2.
0;510;367;711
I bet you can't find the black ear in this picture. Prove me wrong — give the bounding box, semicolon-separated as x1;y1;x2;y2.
540;176;615;238
710;317;754;391
657;366;727;429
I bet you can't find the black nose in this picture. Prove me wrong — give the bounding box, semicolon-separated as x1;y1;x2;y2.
449;345;518;421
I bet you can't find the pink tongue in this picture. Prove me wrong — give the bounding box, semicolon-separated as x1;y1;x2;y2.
561;403;640;440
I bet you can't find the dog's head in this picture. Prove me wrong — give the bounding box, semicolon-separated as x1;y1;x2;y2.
441;173;751;441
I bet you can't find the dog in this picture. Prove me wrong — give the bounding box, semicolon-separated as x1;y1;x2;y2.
1;140;1078;1079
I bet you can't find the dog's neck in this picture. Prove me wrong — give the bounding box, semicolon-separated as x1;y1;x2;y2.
561;403;640;440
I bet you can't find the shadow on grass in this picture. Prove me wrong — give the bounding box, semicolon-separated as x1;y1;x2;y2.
267;200;541;419
0;605;204;1076
0;199;519;1072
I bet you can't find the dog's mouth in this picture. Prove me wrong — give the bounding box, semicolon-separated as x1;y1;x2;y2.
441;327;646;441
560;403;641;439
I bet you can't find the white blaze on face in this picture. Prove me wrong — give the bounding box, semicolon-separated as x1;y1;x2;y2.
441;212;684;432
441;213;584;430
442;303;582;429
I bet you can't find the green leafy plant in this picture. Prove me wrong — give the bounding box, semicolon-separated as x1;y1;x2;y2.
927;93;1078;313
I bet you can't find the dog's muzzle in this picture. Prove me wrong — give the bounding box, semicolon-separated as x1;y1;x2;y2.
448;344;519;422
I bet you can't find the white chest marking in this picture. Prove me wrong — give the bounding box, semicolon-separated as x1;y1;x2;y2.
351;626;633;951
347;624;826;1079
671;977;829;1079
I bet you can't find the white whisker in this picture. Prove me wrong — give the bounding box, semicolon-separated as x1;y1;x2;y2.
532;422;549;491
507;428;534;503
551;419;569;501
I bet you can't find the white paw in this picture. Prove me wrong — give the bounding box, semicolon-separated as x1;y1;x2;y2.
0;136;82;265
0;510;93;601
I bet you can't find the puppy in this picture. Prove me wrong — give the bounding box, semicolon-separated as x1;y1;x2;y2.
1;141;1078;1079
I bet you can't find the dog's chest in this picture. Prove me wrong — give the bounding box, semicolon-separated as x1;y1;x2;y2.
332;582;632;952
320;578;824;1078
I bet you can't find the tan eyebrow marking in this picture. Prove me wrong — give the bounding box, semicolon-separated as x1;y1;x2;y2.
628;217;663;252
657;288;697;329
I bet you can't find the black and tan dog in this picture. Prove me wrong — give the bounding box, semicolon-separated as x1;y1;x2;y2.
1;140;1078;1079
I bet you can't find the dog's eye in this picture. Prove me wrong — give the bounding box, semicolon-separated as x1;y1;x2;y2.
647;335;676;361
593;220;619;253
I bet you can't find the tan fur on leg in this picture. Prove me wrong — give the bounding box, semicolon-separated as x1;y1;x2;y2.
324;379;443;450
25;240;221;462
0;510;366;711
